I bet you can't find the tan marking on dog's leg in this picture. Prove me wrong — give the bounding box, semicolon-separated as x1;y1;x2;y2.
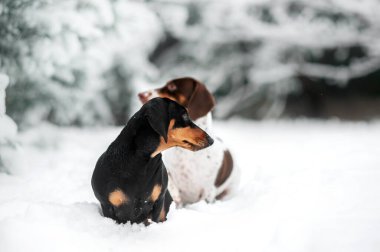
108;189;128;207
214;150;233;187
150;184;162;202
159;206;166;222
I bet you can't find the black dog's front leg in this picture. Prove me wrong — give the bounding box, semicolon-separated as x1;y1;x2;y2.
151;191;173;222
101;203;116;219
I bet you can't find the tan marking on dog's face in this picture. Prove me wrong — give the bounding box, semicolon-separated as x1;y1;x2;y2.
151;119;211;157
159;206;166;222
108;189;128;207
168;125;208;151
150;184;162;202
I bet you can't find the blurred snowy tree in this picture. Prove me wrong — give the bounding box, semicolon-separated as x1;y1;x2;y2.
148;0;380;119
2;0;379;124
1;0;163;127
102;61;134;125
0;74;17;173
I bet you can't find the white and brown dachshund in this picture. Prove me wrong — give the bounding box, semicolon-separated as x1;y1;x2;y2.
138;77;239;206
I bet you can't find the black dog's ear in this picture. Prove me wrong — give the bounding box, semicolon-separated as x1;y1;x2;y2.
145;98;170;143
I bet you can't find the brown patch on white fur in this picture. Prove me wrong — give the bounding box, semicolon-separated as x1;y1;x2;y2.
138;77;215;120
198;188;205;200
157;91;187;105
108;189;128;207
151;119;209;157
214;150;233;187
157;78;215;120
215;189;229;200
150;184;162;202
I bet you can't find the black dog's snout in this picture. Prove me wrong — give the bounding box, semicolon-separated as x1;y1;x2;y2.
205;134;214;146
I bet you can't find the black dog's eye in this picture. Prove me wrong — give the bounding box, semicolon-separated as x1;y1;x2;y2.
182;113;190;122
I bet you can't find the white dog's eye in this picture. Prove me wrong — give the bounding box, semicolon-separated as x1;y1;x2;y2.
167;83;177;92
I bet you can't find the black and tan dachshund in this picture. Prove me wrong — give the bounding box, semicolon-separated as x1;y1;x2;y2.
91;98;214;224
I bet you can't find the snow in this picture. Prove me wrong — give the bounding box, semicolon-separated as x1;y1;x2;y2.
0;120;379;251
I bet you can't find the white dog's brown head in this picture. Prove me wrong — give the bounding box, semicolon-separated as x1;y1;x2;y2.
138;77;216;120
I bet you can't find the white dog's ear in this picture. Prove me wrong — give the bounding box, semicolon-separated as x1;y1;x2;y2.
187;80;216;120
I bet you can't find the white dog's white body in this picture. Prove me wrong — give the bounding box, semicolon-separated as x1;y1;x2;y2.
138;77;240;205
163;113;240;205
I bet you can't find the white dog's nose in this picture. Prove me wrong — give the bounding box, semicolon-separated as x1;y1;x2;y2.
138;91;152;103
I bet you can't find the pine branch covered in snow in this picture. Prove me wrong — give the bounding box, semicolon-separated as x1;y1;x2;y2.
2;0;379;123
1;0;163;127
148;0;380;118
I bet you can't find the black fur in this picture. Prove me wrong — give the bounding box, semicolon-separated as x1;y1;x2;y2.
91;98;211;224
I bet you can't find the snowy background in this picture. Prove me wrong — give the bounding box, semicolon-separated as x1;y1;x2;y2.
1;121;380;252
1;0;380;251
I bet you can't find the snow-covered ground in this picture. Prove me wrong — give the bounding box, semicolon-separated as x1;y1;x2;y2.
0;120;379;252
